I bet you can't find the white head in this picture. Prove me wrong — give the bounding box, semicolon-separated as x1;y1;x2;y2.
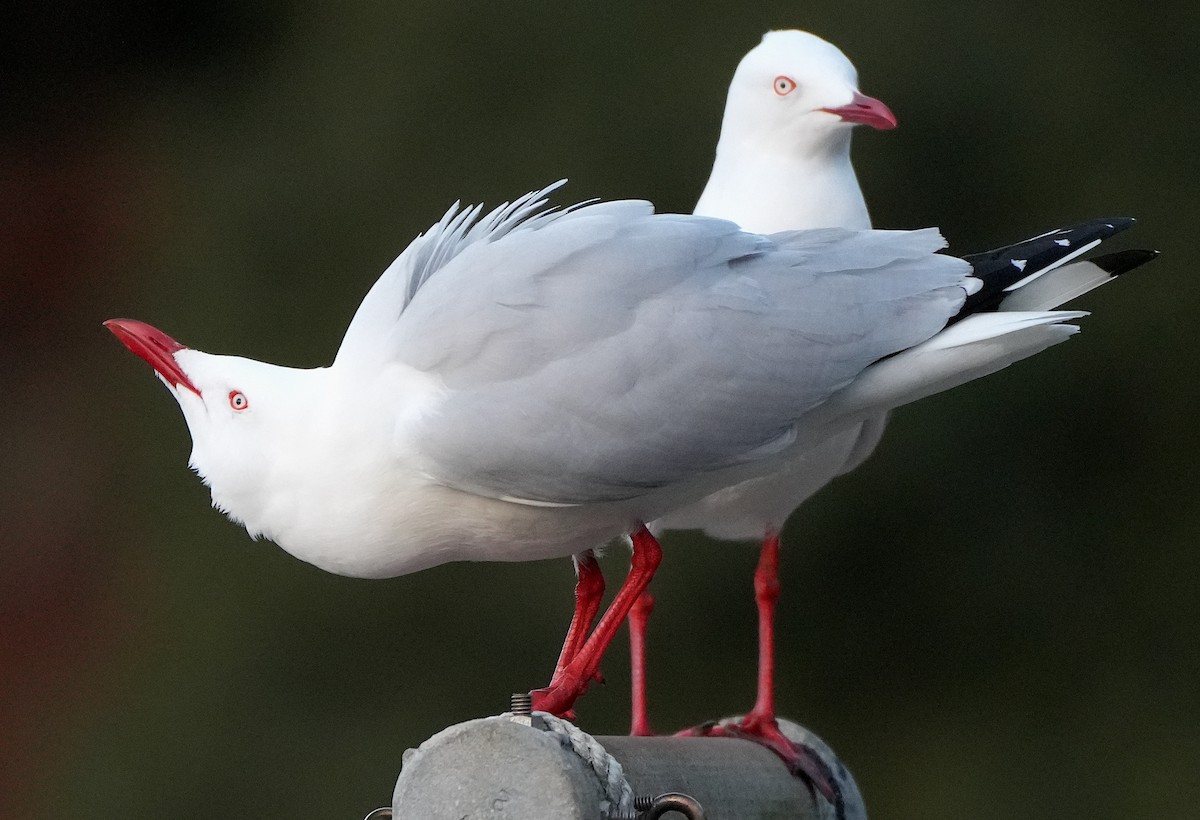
719;29;896;156
104;318;327;536
105;317;459;578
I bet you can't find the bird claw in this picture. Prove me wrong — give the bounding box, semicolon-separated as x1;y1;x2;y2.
528;671;589;719
676;716;844;819
527;668;599;720
716;717;844;819
527;687;561;717
673;720;720;737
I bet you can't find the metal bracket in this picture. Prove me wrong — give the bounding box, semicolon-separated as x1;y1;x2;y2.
608;791;706;820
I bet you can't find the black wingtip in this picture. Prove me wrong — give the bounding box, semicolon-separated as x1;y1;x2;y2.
959;216;1142;314
1036;216;1136;241
1094;216;1136;235
1091;248;1161;276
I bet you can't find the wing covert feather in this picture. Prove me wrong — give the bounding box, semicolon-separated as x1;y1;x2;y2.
384;202;970;503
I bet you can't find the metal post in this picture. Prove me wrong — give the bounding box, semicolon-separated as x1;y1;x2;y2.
385;713;865;820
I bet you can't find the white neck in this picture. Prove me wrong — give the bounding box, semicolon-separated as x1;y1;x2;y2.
695;133;871;233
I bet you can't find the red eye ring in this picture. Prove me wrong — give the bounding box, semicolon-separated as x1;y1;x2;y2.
774;75;797;96
229;390;249;411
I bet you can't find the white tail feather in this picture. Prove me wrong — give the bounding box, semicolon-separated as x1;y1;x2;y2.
816;311;1087;421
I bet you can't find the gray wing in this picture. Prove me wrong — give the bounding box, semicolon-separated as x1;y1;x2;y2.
386;200;971;504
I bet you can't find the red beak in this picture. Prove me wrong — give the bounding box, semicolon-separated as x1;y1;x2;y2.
821;91;898;130
104;318;201;397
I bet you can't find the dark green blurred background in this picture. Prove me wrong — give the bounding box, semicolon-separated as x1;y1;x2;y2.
3;1;1197;818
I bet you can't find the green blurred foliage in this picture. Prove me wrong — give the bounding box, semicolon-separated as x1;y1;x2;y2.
2;1;1197;818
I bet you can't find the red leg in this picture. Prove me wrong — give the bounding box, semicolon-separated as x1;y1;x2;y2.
551;551;605;683
676;531;843;815
745;530;781;728
628;590;655;736
531;526;662;718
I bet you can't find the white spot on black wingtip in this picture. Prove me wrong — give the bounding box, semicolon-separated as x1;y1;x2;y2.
1055;238;1070;246
1012;259;1027;271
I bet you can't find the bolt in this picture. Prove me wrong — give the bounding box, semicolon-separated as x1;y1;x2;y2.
509;692;533;716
